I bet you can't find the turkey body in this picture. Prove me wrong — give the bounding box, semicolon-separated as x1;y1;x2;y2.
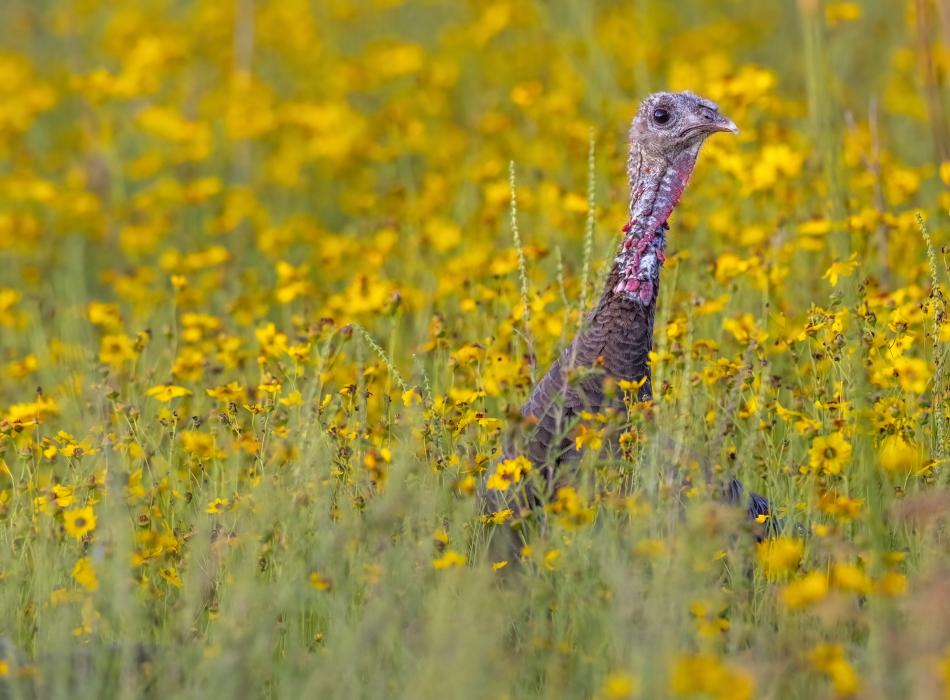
518;250;658;472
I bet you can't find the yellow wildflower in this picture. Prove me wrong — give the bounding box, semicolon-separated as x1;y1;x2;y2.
670;653;754;700
52;484;74;507
432;550;466;569
826;2;862;27
757;537;804;580
781;571;830;609
878;435;925;474
831;564;873;594
71;557;98;591
822;254;859;287
722;313;767;345
279;390;304;407
206;498;230;514
574;423;605;452
206;381;246;403
309;571;332;591
485;456;532;492
159;566;183;588
601;672;638;699
809;643;859;697
876;571;907;597
146;384;192;402
546;487;595;529
63;506;97;540
809;433;852;475
99;334;139;368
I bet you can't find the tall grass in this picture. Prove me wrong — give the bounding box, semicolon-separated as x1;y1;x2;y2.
0;1;948;698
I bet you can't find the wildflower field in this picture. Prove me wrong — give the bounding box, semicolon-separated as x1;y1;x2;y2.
1;0;950;697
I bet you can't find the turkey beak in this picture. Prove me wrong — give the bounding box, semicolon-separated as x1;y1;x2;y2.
690;106;739;136
713;115;739;135
704;110;739;135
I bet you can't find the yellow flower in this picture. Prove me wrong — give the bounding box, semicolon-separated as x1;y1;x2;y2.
401;388;422;407
574;423;604;452
256;323;289;357
432;550;466;569
71;557;98;591
278;390;304;407
757;537;804;580
99;334;139;368
6;353;38;378
206;381;246;403
146;384;192;402
819;493;864;522
601;672;638;699
274;261;312;304
666;316;687;341
5;395;59;425
309;571;332;591
722;313;768;345
872;355;929;394
690;600;731;640
87;301;123;329
172;347;206;382
63;506;97;540
781;571;829;609
876;571;907;597
822;254;859;287
809;643;859;697
181;431;222;460
454;474;477;496
670;653;754;700
831;563;873;594
206;498;230;514
825;2;861;28
745;144;804;192
482;508;513;525
617;377;648;393
546;487;595;529
159;566;183;588
492;560;508;572
809;433;852;475
878;435;925;474
288;343;312;362
52;484;74;508
775;402;820;434
485;456;532;492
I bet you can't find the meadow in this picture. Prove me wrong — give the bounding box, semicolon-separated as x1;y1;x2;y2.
1;0;949;697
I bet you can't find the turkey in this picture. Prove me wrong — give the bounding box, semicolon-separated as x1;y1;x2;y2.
492;91;771;525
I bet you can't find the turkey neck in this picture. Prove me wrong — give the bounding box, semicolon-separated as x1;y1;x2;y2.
608;142;701;306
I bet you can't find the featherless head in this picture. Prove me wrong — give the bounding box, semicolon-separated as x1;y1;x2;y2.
615;92;738;305
629;91;738;162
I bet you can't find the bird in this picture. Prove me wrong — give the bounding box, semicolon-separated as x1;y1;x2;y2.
492;91;771;525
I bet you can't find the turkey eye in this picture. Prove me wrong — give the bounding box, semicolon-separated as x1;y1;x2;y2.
653;108;670;124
